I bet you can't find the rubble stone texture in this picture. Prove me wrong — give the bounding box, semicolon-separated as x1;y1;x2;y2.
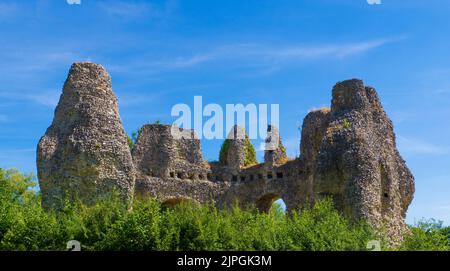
264;125;288;167
37;62;135;209
131;124;226;204
313;79;414;244
132;124;205;179
300;108;331;205
37;62;414;245
223;125;248;173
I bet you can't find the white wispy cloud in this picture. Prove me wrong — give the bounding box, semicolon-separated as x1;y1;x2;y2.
397;136;447;155
0;90;61;108
209;37;397;62
164;54;215;69
107;53;215;74
259;38;395;59
28;91;61;107
112;37;402;74
0;43;88;82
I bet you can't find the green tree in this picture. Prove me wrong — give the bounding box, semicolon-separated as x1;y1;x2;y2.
219;135;257;167
399;219;450;251
1;168;448;251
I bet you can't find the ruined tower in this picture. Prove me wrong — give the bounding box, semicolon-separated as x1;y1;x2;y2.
264;125;288;168
312;79;415;244
222;125;248;172
37;62;135;209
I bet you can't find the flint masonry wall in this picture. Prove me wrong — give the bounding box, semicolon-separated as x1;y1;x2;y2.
37;62;414;245
313;79;415;244
37;62;135;210
131;124;227;204
132;124;208;179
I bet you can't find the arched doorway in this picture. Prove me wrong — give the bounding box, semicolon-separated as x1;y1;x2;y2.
272;198;287;213
255;193;287;213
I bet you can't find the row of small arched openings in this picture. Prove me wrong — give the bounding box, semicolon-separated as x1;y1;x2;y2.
168;171;213;180
231;171;285;182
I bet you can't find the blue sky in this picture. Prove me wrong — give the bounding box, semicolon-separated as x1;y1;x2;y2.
0;0;449;224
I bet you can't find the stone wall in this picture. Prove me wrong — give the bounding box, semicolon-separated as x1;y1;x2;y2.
223;125;248;173
264;125;288;167
131;124;226;203
37;62;135;210
313;79;415;245
37;62;415;245
132;124;207;179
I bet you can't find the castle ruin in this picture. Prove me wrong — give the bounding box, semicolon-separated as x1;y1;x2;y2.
37;62;415;245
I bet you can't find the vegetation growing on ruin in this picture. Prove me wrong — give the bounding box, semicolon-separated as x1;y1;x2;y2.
244;136;258;166
1;168;449;251
126;136;134;150
277;143;289;164
218;139;231;165
219;136;258;167
342;118;351;129
127;128;143;150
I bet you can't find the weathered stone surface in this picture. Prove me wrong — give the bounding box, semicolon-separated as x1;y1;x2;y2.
223;125;247;173
134;176;229;205
37;62;135;209
37;63;414;246
132;124;206;179
264;125;288;167
313;79;415;245
132;124;226;203
217;160;305;213
300;108;331;204
300;108;331;168
219;80;414;245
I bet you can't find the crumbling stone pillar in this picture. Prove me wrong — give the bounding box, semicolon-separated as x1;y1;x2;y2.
312;79;415;245
37;62;135;209
222;125;247;175
264;125;288;168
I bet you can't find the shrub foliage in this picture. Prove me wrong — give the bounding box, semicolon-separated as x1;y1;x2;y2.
0;168;448;251
219;136;258;167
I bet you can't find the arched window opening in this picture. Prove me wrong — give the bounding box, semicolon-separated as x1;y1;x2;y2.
255;193;287;214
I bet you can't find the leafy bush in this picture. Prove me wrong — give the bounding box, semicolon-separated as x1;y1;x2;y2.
287;200;374;251
219;139;231;165
1;168;448;251
243;136;258;166
399;219;450;251
126;136;134;150
219;135;258;167
0;168;64;250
